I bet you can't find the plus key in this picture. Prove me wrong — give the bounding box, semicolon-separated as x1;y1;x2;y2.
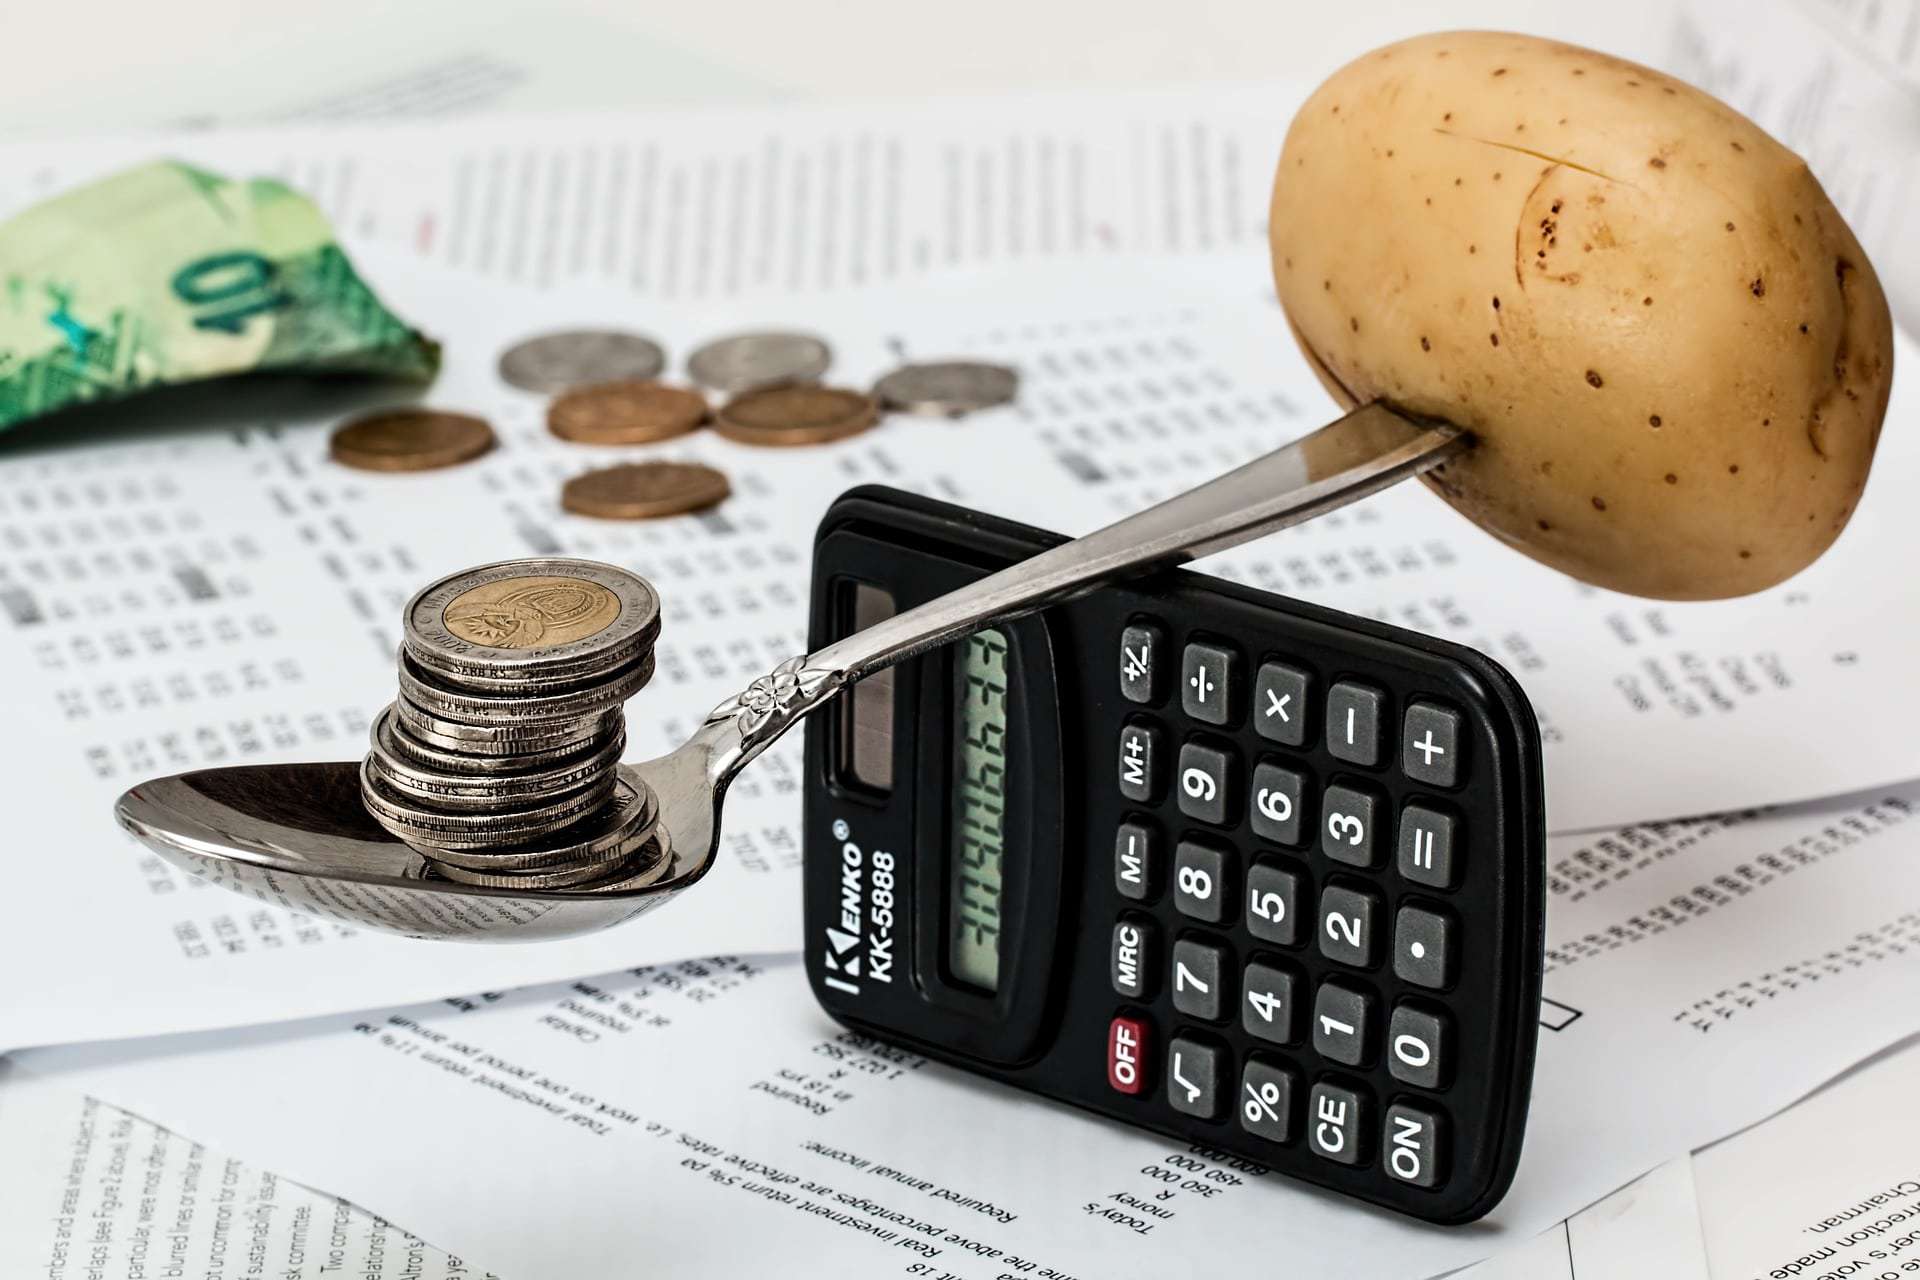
1402;701;1463;788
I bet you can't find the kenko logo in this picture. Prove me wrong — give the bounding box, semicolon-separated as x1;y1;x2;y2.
820;818;897;996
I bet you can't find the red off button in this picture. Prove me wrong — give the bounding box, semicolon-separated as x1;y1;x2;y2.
1108;1015;1149;1095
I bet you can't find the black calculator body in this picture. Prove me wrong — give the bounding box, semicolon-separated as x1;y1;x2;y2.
801;485;1545;1224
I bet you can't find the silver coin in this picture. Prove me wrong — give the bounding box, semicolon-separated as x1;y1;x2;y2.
418;773;658;872
361;760;615;849
369;710;626;809
393;697;619;755
397;651;654;728
430;832;667;890
497;329;667;395
379;704;621;773
873;360;1019;418
687;331;832;394
403;558;660;689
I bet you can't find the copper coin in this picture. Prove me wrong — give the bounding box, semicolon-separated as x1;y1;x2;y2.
547;380;709;445
560;461;731;520
713;384;878;447
330;409;495;472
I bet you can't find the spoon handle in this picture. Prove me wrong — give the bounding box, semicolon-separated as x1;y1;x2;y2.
704;403;1465;767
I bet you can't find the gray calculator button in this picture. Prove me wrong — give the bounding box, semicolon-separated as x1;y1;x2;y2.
1249;761;1305;847
1384;1103;1446;1189
1176;738;1236;826
1242;960;1302;1044
1118;719;1163;803
1388;1003;1449;1089
1308;1081;1369;1166
1111;918;1155;999
1325;681;1386;767
1115;821;1159;900
1172;840;1232;923
1394;905;1456;989
1167;1037;1226;1120
1318;883;1380;968
1253;661;1312;746
1312;979;1375;1066
1172;937;1229;1021
1245;862;1302;947
1181;641;1240;726
1119;621;1164;704
1320;783;1382;867
1239;1057;1298;1144
1403;700;1463;788
1397;805;1458;889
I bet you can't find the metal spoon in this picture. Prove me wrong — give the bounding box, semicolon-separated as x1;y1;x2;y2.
115;404;1465;942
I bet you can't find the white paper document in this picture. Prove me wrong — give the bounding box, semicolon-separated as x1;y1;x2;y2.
18;781;1920;1278
5;248;1919;1050
0;1063;500;1280
1460;1158;1712;1280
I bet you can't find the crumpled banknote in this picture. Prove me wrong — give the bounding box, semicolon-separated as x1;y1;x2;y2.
0;160;438;432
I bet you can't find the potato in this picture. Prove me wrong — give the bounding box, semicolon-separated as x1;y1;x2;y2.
1269;31;1893;599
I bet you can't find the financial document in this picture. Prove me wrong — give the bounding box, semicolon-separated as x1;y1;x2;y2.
18;781;1920;1278
0;1;1911;329
0;1064;500;1280
4;249;1919;1050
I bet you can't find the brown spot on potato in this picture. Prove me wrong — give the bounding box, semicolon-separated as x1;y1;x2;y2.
1585;369;1604;388
1738;549;1752;559
1571;67;1585;76
1750;277;1766;297
1489;332;1499;346
1469;244;1477;253
1643;296;1653;305
1592;496;1608;510
1649;414;1662;427
1798;323;1809;334
1492;67;1507;76
1491;296;1501;310
1648;156;1666;169
1323;280;1331;291
1420;336;1431;351
1724;221;1735;231
1665;473;1677;484
1730;140;1745;152
1537;518;1552;531
1350;317;1360;332
1443;112;1453;122
1728;464;1740;475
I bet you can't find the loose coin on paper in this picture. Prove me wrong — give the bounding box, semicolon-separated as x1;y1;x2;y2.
497;329;668;395
713;384;878;446
686;330;831;393
560;461;732;519
328;410;496;472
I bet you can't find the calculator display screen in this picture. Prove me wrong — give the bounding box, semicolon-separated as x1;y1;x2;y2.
948;628;1012;991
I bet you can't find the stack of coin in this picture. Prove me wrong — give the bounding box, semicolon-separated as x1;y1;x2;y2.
360;558;669;888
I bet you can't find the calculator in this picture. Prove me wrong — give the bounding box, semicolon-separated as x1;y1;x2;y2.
801;485;1545;1224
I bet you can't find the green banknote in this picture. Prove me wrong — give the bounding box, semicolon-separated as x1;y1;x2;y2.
0;160;438;432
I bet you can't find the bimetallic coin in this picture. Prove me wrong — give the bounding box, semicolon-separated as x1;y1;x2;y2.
561;461;731;520
398;651;655;727
713;384;878;447
498;329;667;395
329;410;495;473
687;331;831;394
429;832;667;889
404;558;660;687
369;709;626;808
418;773;658;872
361;760;616;850
394;696;622;753
547;380;709;445
379;704;622;772
873;361;1020;418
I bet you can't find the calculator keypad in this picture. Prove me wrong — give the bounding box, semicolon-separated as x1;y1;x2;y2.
1099;614;1528;1219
